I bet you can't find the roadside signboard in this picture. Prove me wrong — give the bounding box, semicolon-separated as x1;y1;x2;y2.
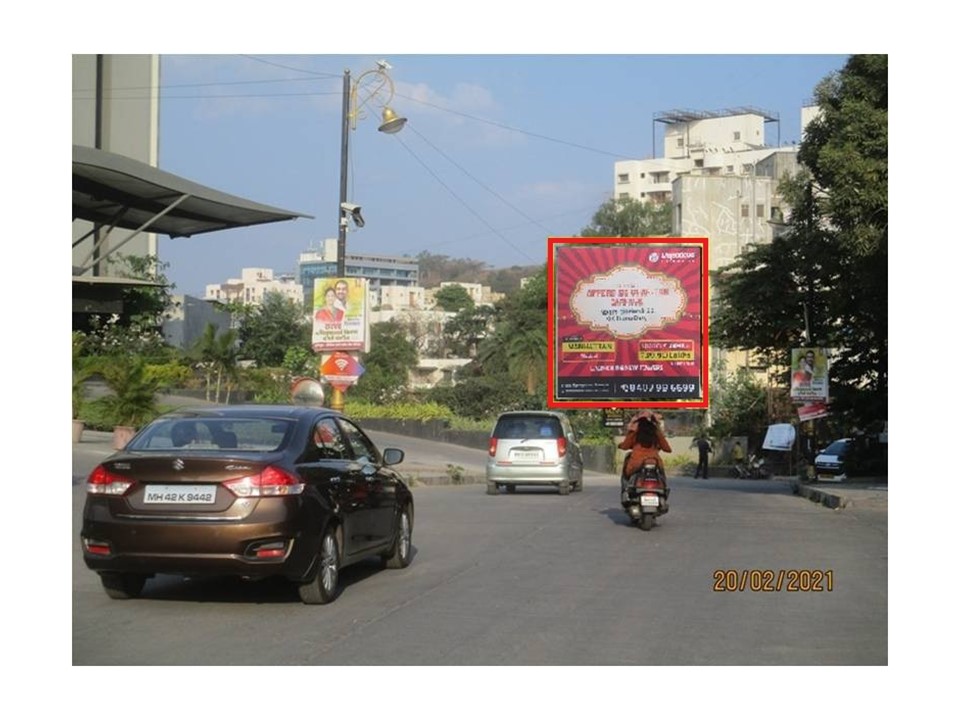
311;277;369;352
548;237;708;409
320;352;365;392
790;347;829;402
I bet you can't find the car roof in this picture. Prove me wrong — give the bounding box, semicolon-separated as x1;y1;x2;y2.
495;410;568;418
158;405;340;421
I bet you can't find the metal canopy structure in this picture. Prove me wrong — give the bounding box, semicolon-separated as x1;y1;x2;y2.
73;144;312;276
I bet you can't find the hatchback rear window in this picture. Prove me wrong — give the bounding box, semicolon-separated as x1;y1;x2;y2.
130;418;294;452
821;440;850;457
493;416;562;440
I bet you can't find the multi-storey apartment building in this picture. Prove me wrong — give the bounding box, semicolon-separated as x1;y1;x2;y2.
613;107;817;272
205;268;303;306
297;238;419;301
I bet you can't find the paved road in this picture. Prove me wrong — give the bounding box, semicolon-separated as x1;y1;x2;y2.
72;432;886;665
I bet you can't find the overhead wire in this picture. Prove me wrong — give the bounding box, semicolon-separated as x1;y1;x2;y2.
93;57;617;261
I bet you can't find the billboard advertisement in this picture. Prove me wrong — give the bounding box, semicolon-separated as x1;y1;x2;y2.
311;277;369;352
790;347;829;402
548;238;708;409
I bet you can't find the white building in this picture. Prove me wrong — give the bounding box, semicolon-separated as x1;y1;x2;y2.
426;282;503;308
298;238;419;301
614;108;790;208
205;268;304;306
379;285;427;310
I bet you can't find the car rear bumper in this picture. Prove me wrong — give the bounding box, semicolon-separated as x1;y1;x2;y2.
80;499;318;581
486;460;574;484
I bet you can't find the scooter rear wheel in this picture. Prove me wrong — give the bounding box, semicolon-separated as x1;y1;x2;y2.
639;514;655;531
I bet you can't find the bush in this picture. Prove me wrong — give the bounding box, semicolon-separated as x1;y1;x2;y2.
145;362;193;391
344;401;454;421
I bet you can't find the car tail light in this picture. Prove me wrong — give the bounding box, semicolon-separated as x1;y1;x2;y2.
83;539;112;556
223;466;305;498
247;540;289;559
557;437;567;457
488;438;498;456
87;465;134;495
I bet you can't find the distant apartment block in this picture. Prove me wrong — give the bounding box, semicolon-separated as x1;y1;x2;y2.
297;238;419;301
613;107;822;270
205;268;303;306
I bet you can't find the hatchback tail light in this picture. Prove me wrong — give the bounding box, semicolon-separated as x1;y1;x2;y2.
488;438;498;457
557;437;567;457
87;465;134;495
223;466;305;497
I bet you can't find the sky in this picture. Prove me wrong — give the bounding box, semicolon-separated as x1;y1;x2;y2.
156;54;849;296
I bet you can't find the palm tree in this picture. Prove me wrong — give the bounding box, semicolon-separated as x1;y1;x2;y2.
192;324;238;402
507;327;546;395
212;328;239;403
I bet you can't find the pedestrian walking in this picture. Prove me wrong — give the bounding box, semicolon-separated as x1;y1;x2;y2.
694;435;713;478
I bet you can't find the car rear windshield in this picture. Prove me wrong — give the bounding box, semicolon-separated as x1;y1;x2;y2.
129;418;294;452
822;440;850;456
493;415;562;440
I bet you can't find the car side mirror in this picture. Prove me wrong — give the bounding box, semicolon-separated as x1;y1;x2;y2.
382;448;404;466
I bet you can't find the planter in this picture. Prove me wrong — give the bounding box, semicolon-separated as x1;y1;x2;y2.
72;419;85;444
113;425;136;450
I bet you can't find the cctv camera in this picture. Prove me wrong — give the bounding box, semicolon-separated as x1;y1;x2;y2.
340;202;365;228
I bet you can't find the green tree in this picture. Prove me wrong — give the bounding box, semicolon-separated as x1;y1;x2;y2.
81;253;176;359
709;367;768;440
475;267;547;396
433;284;475;313
238;292;311;368
443;304;496;358
712;54;887;428
352;320;419;403
580;196;672;237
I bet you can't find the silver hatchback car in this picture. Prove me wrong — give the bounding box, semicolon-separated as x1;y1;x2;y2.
485;411;584;495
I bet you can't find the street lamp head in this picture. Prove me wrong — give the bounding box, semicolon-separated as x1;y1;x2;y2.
378;106;407;134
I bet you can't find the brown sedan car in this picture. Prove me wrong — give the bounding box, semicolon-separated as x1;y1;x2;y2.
81;405;414;604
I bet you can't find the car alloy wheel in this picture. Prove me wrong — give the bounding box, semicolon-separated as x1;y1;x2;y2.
384;506;412;569
298;527;340;605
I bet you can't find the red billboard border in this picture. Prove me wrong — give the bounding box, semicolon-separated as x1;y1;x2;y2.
546;237;710;410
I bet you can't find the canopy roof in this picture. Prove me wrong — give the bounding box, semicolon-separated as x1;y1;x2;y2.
73;144;312;240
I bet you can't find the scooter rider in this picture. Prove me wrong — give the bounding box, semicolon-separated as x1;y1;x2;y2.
618;412;672;501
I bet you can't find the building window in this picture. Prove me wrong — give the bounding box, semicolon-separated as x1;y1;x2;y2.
676;137;684;148
619;193;629;200
640;173;645;179
726;166;734;174
741;204;749;218
694;159;704;168
734;131;741;141
756;204;765;218
617;173;629;184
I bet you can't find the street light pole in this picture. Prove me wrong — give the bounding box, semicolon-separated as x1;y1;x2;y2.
337;69;351;278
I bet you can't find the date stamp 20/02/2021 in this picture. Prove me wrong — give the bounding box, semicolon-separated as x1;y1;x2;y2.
713;569;834;593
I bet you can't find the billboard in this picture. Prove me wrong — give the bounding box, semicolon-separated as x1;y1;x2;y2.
790;347;829;402
548;238;708;409
311;277;369;352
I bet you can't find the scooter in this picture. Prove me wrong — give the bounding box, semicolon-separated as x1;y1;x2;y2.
621;457;669;531
746;453;769;479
